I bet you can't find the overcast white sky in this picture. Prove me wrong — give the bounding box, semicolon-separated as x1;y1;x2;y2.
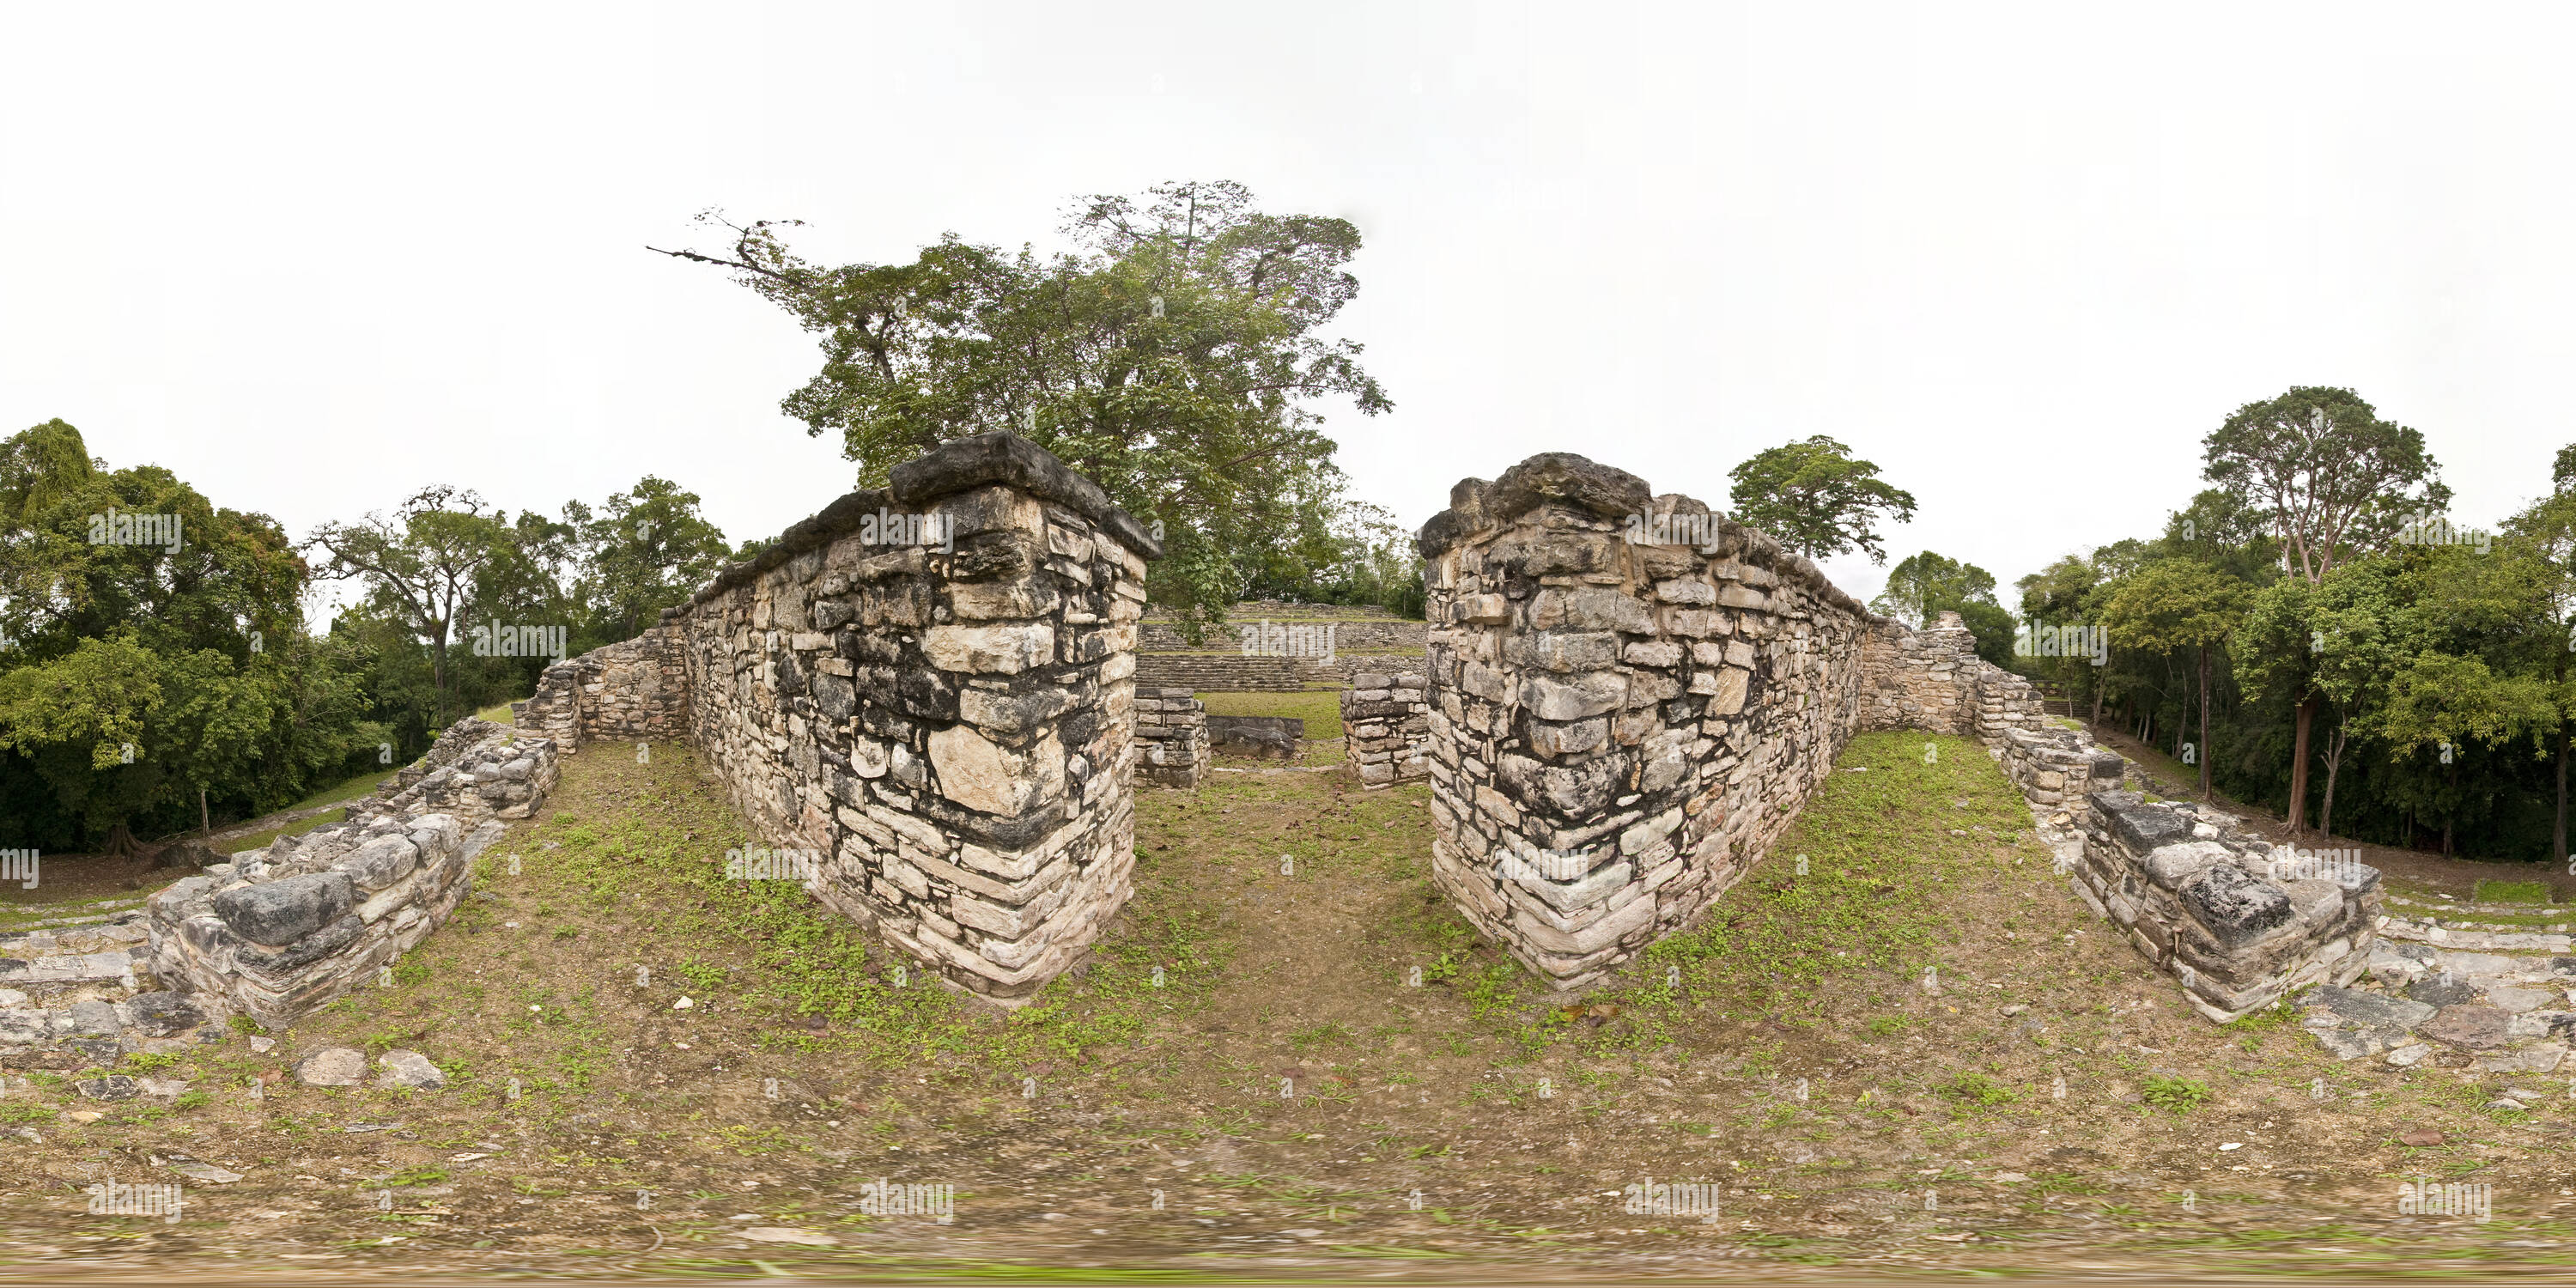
3;3;2565;617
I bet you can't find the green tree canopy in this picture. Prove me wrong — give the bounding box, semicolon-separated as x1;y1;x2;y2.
655;180;1395;630
1725;434;1917;564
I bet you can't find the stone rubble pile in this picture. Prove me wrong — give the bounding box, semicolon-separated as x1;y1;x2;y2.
2300;909;2576;1071
1341;671;1431;788
143;720;553;1029
3;907;218;1078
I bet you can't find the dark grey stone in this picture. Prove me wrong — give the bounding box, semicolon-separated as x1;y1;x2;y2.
2407;975;2482;1008
2303;985;2436;1030
125;991;206;1038
887;430;1163;560
64;1000;120;1036
76;1075;139;1100
235;913;365;975
2093;792;2195;854
2179;864;2293;950
210;872;355;947
1485;453;1653;526
813;673;855;723
1207;715;1302;760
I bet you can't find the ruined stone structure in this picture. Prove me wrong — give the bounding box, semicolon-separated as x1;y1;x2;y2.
1415;451;2379;1013
519;627;687;749
1342;671;1431;788
1135;687;1210;787
2074;791;2376;1021
520;432;1161;1005
146;719;553;1028
1415;454;1886;992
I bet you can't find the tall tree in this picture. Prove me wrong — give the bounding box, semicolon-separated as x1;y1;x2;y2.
2202;386;2448;832
2102;558;2250;799
653;180;1393;633
2507;459;2576;864
305;486;519;722
1725;434;1917;564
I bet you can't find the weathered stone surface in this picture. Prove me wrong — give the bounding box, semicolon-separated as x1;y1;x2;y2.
921;623;1054;675
122;991;204;1038
2142;841;2231;891
2305;987;2436;1030
927;726;1065;817
2096;793;2195;854
211;872;355;948
295;1048;368;1085
2178;865;2293;951
2421;1005;2512;1050
377;1049;446;1088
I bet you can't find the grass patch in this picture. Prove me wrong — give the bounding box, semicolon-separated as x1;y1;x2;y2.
1196;690;1347;740
2471;878;2551;906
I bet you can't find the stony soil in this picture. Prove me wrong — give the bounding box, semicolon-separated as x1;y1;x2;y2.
3;732;2574;1282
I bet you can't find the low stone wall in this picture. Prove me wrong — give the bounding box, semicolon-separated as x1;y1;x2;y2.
1206;715;1303;760
144;720;554;1029
1343;671;1430;788
520;625;687;750
2071;791;2377;1021
1136;687;1209;787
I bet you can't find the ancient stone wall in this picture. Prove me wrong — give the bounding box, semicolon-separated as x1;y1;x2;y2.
1132;654;1326;692
146;720;553;1028
532;432;1161;1005
1135;687;1210;787
1416;453;1885;992
520;626;687;749
1416;451;2379;1012
1342;671;1431;788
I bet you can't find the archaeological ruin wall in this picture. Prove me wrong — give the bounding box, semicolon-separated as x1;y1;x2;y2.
147;719;555;1028
1417;451;2381;1012
1342;671;1431;789
523;432;1161;1005
1414;453;1886;992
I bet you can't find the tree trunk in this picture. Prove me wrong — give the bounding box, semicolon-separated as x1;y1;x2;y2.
199;787;210;836
2320;720;2347;839
2196;645;2213;800
2091;675;2105;730
100;823;141;860
2556;724;2569;870
2287;696;2317;835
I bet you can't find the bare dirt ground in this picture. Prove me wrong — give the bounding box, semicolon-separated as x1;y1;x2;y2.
3;732;2574;1283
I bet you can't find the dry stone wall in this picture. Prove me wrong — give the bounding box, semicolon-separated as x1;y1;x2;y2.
145;719;553;1028
1416;453;1884;992
522;432;1163;1005
1136;687;1210;787
1416;452;2379;1015
1342;671;1431;788
2073;792;2376;1021
520;626;687;749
